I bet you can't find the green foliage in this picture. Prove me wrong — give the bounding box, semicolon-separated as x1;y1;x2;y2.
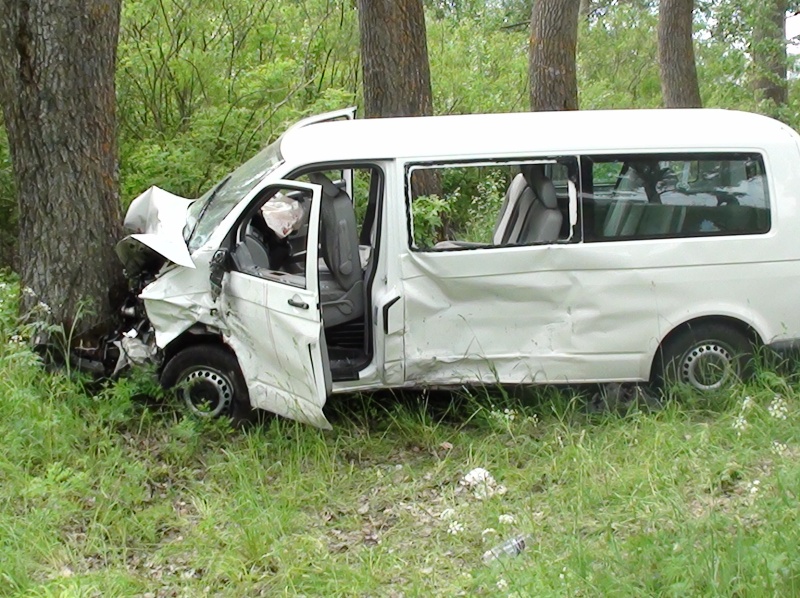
410;165;509;248
578;6;662;109
117;0;359;202
411;194;452;248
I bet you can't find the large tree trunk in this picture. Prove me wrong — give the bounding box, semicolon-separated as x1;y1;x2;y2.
529;0;580;111
658;0;702;108
753;0;788;108
357;0;434;119
0;0;124;334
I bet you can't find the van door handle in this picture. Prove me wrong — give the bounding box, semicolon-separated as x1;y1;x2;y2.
383;296;401;334
288;296;309;309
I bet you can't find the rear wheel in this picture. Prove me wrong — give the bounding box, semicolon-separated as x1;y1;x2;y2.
656;323;753;392
161;345;250;419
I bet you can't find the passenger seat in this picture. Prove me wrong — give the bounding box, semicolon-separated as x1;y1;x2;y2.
512;165;563;244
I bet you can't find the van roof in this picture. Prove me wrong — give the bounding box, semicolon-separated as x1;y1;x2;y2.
278;109;798;164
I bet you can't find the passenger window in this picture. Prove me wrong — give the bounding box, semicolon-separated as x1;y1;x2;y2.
406;159;578;250
585;153;770;241
229;186;313;287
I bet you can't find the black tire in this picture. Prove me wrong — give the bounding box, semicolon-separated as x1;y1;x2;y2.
160;345;250;419
655;323;753;392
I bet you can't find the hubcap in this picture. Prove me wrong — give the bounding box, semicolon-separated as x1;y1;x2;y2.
680;342;737;391
179;367;233;417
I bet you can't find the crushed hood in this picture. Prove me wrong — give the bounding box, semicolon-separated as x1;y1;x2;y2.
116;186;196;276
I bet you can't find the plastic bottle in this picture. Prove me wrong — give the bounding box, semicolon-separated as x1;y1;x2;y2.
482;533;533;564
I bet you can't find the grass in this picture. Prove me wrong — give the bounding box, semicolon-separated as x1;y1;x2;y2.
3;284;800;595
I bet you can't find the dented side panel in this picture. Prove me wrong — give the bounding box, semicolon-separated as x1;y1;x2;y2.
399;235;796;386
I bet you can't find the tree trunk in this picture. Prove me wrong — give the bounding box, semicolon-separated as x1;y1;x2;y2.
579;0;591;21
753;0;788;108
357;0;434;119
0;0;124;335
658;0;702;108
529;0;581;111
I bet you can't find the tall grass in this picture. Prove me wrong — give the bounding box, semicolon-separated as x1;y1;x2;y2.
2;278;800;596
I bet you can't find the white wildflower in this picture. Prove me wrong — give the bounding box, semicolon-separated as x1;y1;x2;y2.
523;414;539;426
498;514;516;525
9;334;23;345
481;528;498;538
771;441;788;456
489;407;518;425
741;395;754;410
496;578;509;590
439;508;456;520
732;415;749;435
768;395;789;420
461;467;500;500
36;301;52;315
748;479;760;495
447;521;464;535
559;566;568;580
22;287;35;298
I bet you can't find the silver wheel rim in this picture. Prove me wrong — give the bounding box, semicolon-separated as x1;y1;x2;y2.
680;341;737;391
179;367;233;417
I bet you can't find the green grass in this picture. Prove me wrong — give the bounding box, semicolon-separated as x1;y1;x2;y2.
3;284;800;595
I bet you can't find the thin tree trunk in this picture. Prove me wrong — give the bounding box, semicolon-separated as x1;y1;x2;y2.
658;0;702;108
0;0;125;334
357;0;434;119
753;0;788;107
529;0;581;111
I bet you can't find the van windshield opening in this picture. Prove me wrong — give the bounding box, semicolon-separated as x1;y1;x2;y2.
186;140;284;252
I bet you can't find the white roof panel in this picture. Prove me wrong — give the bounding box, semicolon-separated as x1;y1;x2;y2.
279;109;798;165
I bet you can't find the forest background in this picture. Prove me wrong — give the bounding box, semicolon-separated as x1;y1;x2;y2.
0;0;798;269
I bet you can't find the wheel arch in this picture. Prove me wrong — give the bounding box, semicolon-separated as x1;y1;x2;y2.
161;326;236;371
651;315;763;380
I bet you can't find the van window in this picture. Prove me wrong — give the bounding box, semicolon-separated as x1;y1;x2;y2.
406;159;577;250
229;185;314;288
585;153;770;241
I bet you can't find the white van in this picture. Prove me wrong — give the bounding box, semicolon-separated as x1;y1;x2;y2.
115;108;800;427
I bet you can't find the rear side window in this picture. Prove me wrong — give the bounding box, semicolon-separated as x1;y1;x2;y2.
406;158;578;251
583;153;770;241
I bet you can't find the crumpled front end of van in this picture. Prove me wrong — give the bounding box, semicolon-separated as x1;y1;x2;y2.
109;186;216;377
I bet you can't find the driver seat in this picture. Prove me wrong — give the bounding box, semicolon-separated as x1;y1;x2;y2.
308;173;365;327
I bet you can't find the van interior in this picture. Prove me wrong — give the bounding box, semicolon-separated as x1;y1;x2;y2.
229;165;383;382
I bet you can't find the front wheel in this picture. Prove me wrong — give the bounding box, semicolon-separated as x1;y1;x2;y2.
656;323;753;392
161;345;250;419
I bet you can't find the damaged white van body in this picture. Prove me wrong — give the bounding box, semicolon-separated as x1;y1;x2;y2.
115;108;800;427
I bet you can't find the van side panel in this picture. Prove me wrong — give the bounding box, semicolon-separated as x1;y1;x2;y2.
399;234;800;385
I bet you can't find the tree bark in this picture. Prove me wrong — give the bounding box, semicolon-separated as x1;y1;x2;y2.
0;0;125;334
753;0;788;108
579;0;591;21
529;0;581;111
658;0;702;108
357;0;434;119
